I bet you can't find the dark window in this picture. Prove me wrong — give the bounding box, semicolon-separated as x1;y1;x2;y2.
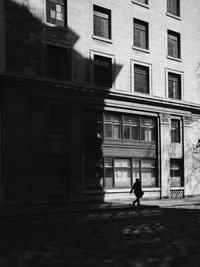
171;119;180;143
46;0;66;27
94;55;112;87
168;72;181;100
167;0;180;17
46;45;69;80
134;64;149;94
93;5;111;39
104;113;121;140
170;159;182;187
48;104;65;135
134;0;148;4
134;19;148;49
168;30;181;58
84;158;103;190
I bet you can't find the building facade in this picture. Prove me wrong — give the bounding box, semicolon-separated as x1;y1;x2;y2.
0;0;200;204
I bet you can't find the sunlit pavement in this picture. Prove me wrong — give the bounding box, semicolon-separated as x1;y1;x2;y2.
0;202;200;266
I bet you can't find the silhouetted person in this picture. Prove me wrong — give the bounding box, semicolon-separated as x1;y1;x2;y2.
130;178;143;207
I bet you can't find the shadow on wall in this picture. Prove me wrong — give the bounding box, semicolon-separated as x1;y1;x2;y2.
5;0;123;203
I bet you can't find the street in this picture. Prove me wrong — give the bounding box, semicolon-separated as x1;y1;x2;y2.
0;205;200;266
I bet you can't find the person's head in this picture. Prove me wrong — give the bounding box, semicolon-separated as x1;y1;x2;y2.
136;178;140;184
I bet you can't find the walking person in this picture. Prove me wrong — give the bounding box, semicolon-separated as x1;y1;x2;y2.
130;178;143;207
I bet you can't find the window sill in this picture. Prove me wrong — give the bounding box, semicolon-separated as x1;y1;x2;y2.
92;35;113;44
170;187;184;190
167;55;182;62
166;12;181;20
132;46;150;54
131;1;149;9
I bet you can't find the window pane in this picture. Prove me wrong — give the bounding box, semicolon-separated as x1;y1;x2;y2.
93;5;111;39
104;123;112;139
168;73;181;100
115;169;131;187
134;65;149;94
141;169;156;187
113;124;121;139
170;159;182;187
132;169;140;180
105;158;112;167
168;31;180;58
141;159;155;168
134;19;148;49
123;124;130;139
131;125;139;140
132;159;139;168
115;159;131;168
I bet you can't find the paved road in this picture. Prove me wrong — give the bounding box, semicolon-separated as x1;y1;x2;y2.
0;206;200;267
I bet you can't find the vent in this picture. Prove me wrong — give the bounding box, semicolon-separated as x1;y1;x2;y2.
170;189;184;199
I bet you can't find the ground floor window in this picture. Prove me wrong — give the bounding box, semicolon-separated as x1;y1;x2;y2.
170;159;183;187
84;157;157;190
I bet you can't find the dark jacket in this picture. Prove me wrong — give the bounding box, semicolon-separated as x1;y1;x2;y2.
130;180;143;198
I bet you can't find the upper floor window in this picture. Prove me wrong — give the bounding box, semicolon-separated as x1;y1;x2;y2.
134;64;149;94
171;119;180;143
168;30;181;59
93;5;111;39
46;0;66;27
45;44;70;80
133;19;149;50
94;55;112;87
104;114;121;140
168;72;181;100
167;0;180;17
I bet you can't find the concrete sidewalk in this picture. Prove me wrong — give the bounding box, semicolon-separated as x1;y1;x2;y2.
0;196;199;218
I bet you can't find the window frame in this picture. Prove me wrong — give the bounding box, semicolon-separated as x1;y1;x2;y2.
133;18;149;51
93;5;112;41
46;0;67;28
167;0;180;18
132;61;152;95
166;69;183;101
167;30;181;59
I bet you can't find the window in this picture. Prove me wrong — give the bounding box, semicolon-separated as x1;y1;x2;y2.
168;72;181;100
171;119;180;143
123;116;139;141
133;19;148;50
170;159;182;187
168;30;181;59
102;157;157;189
103;113;156;142
93;5;111;39
104;113;121;139
140;118;155;142
46;45;69;80
46;0;66;27
134;64;149;94
167;0;180;17
94;55;112;87
48;104;65;135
